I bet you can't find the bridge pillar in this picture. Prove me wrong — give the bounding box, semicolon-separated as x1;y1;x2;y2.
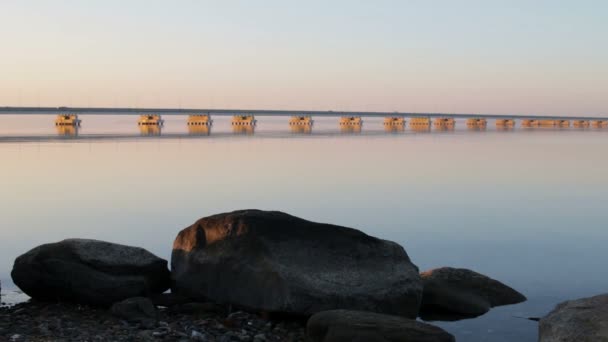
466;118;487;130
593;120;608;128
521;119;540;127
495;119;515;128
383;117;406;126
573;120;590;128
409;117;431;132
339;116;362;126
138;115;164;126
187;114;213;126
55;114;81;127
433;118;455;130
289;115;313;126
232;115;256;126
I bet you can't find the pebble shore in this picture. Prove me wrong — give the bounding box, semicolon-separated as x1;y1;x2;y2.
0;300;306;342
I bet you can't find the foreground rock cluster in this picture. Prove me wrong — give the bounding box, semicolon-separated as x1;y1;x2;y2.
6;209;531;341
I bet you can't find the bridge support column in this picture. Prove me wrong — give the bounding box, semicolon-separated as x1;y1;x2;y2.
138;115;164;126
232;115;256;126
521;119;540;128
409;117;431;132
383;117;406;126
495;119;515;128
466;118;487;130
433;118;455;130
55;114;81;127
573;120;590;128
187;114;213;126
289;116;313;126
593;120;608;128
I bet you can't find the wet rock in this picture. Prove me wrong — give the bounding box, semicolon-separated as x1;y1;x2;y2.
307;309;455;342
171;210;422;318
539;293;608;342
11;239;170;306
110;297;157;326
419;267;526;319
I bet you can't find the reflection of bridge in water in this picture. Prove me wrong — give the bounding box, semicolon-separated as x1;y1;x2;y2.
1;106;607;137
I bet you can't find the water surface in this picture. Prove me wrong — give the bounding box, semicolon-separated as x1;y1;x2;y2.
1;115;607;341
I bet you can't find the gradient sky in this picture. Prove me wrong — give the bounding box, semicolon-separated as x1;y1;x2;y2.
0;0;607;115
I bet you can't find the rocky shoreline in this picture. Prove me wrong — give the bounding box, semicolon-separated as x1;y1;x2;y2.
0;299;306;341
9;209;600;341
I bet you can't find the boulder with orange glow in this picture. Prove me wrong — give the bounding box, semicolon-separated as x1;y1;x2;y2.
171;210;422;318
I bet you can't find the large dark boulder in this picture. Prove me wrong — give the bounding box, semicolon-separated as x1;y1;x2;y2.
307;309;455;342
419;267;526;320
171;210;422;317
11;239;170;306
539;294;608;342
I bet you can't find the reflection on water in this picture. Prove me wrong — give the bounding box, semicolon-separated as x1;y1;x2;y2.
290;125;312;134
188;125;211;136
384;125;405;133
56;125;79;137
232;125;255;135
0;130;608;342
139;125;162;136
339;125;362;134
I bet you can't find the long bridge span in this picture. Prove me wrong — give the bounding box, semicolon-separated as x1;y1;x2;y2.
1;106;607;121
1;106;608;136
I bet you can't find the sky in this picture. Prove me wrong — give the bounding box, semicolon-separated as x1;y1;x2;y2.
0;0;607;115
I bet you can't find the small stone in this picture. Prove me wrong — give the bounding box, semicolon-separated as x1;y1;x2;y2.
191;330;209;341
253;333;267;341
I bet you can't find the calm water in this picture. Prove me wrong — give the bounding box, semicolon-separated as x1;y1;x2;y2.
1;115;607;341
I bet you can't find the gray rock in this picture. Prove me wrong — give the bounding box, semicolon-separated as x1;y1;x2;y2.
539;293;608;342
307;309;455;342
11;239;170;306
110;297;157;325
171;210;422;318
419;267;526;319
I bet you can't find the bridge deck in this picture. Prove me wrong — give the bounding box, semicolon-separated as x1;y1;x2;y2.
0;107;607;121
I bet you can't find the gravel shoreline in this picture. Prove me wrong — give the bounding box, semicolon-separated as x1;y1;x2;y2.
0;300;306;342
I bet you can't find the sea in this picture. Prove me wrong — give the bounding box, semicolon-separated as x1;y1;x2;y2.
1;114;607;341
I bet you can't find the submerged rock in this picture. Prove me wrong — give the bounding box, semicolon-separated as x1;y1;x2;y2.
307;309;455;342
11;239;170;306
539;293;608;342
419;267;526;320
171;210;422;317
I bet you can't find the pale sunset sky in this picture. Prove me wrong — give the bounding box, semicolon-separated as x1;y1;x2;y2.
0;0;606;115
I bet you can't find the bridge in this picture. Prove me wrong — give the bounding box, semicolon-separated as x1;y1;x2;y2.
1;106;607;137
1;106;607;121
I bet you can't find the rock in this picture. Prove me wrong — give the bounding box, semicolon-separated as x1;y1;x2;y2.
307;309;454;342
172;302;225;315
191;330;211;341
419;267;526;319
171;210;422;317
539;293;608;342
110;297;157;326
150;293;192;307
11;239;171;306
